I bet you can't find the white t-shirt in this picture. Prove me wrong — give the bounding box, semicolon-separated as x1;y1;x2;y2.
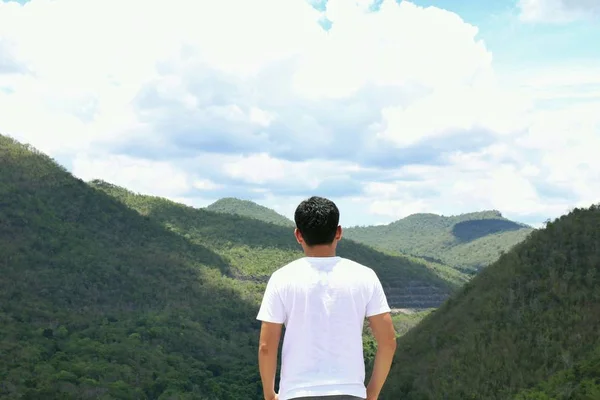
256;256;391;400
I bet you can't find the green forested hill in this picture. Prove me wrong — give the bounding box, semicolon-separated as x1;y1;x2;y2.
381;205;600;400
345;210;534;273
205;197;294;227
90;180;467;307
0;136;265;399
0;134;463;399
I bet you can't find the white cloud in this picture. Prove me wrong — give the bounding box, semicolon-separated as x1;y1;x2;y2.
293;0;493;99
193;179;224;191
223;153;291;185
0;0;499;156
509;65;600;109
222;152;360;190
353;141;578;222
368;199;431;219
377;85;531;147
0;0;598;227
72;154;193;198
518;101;600;207
249;107;275;127
518;0;600;23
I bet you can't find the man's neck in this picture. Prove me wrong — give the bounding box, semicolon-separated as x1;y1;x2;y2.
303;245;336;258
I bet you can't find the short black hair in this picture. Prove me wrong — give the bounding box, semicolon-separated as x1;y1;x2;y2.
294;196;340;246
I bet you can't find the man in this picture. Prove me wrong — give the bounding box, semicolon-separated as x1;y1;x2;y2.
257;196;397;400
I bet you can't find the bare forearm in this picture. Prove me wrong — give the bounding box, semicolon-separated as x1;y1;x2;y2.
258;346;277;399
366;341;396;399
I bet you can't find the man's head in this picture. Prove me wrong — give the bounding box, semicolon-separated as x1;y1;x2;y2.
294;196;341;249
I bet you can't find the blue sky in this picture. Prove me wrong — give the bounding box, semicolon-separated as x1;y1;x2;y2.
0;0;599;227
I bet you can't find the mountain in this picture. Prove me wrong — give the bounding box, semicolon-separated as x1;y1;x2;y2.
345;210;535;273
206;199;533;274
205;197;294;227
0;134;464;399
92;180;467;308
380;205;600;399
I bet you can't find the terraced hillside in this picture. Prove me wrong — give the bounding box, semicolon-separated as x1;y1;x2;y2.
345;210;534;273
382;277;448;309
381;205;600;399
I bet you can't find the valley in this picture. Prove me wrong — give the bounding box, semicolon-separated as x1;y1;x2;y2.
0;135;455;399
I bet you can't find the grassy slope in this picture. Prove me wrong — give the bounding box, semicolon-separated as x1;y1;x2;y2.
381;205;600;399
205;198;294;227
345;210;535;273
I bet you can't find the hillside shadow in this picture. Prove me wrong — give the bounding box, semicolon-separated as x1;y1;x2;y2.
452;219;525;243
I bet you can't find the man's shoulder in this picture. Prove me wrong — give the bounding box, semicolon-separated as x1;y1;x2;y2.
338;257;377;275
270;256;377;280
270;258;307;278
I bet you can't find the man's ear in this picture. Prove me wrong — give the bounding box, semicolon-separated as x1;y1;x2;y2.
294;228;304;245
336;225;343;240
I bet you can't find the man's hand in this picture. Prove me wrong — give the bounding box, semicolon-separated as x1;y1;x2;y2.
264;392;278;400
366;389;379;400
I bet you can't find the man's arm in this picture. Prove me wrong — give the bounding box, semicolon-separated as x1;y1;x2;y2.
366;312;397;400
258;321;283;400
364;271;396;400
256;274;286;400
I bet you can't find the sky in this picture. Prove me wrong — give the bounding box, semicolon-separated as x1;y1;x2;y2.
1;0;599;228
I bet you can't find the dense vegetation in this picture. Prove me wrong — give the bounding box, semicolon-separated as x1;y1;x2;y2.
515;346;600;399
0;134;460;399
345;210;534;273
205;198;294;227
381;205;600;399
1;136;265;399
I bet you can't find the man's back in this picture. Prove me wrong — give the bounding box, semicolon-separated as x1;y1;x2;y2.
257;256;391;400
257;196;396;400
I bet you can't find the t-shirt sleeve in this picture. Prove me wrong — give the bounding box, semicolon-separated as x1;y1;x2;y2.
366;270;391;317
256;274;286;324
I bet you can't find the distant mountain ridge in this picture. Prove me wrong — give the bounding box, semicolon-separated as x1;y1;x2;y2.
202;198;533;273
205;198;294;227
344;210;534;273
